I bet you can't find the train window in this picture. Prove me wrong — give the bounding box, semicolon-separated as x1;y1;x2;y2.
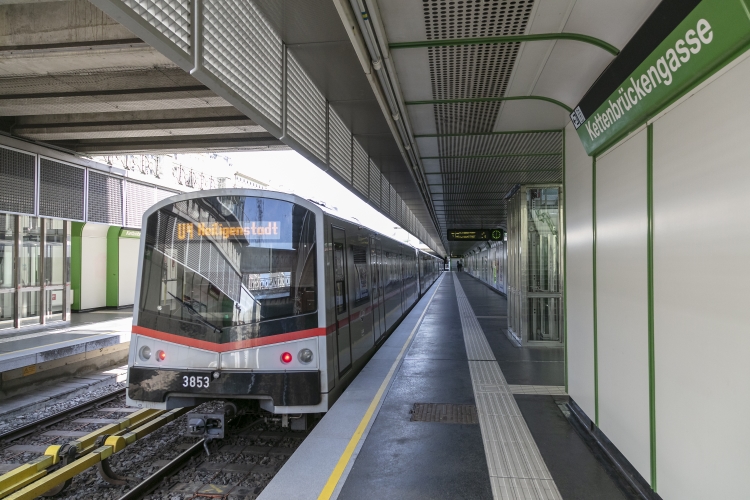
138;196;317;343
333;242;346;314
351;245;369;307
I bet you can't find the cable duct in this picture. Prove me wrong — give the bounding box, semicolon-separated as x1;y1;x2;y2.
348;0;444;247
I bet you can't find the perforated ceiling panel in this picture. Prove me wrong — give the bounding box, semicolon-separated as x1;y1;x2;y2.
286;52;327;163
39;159;84;221
124;0;191;53
369;159;381;209
88;172;123;225
125;181;157;228
424;0;533;134
352;139;369;197
203;0;283;129
0;147;35;215
328;106;352;184
381;175;390;213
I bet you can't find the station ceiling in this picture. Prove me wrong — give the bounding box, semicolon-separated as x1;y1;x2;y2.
363;0;660;254
0;0;663;255
0;0;286;153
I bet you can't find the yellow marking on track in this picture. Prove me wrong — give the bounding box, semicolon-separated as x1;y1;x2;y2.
317;275;444;500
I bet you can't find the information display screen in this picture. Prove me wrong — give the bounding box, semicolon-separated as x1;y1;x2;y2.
447;229;504;241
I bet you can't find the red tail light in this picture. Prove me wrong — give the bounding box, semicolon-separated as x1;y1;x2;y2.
157;350;166;361
281;352;293;364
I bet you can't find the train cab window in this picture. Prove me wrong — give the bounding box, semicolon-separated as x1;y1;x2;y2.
138;196;317;344
333;242;346;314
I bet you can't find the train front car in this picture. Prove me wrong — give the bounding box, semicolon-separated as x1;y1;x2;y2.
126;190;326;415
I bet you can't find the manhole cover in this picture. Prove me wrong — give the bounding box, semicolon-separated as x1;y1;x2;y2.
410;403;478;424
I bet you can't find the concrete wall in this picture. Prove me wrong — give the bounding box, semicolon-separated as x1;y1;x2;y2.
564;51;750;499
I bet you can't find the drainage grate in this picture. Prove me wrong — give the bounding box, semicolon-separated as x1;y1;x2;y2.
410;403;478;424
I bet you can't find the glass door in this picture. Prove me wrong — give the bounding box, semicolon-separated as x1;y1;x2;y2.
19;216;41;326
44;219;66;322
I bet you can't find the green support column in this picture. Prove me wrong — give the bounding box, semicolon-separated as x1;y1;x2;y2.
70;222;84;311
106;226;121;308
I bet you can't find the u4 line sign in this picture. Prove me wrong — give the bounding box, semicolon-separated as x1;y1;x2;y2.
571;0;750;155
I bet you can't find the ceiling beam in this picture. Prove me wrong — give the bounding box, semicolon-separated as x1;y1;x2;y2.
422;153;560;159
389;33;620;56
415;129;562;138
405;96;573;113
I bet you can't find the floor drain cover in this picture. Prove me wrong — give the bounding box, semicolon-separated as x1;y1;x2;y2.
410;403;478;424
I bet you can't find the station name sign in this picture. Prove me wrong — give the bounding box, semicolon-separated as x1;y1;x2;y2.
177;222;280;240
447;229;504;241
572;0;750;155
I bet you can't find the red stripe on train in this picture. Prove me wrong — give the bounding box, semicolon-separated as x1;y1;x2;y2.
132;325;327;353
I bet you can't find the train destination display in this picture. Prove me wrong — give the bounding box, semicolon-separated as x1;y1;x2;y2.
447;229;504;241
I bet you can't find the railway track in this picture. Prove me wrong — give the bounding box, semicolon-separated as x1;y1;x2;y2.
0;388;127;445
0;396;309;500
118;415;308;500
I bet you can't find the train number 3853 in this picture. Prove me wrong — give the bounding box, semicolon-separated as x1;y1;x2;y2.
182;375;210;388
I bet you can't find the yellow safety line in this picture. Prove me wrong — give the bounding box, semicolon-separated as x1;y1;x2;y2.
317;275;444;500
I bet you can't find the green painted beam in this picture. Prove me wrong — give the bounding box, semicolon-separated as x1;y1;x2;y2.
431;169;561;174
389;33;620;55
405;96;573;113
421;153;560;159
70;222;84;311
415;129;562;138
592;156;599;426
647;124;657;490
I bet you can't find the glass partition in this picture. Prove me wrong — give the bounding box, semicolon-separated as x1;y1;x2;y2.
19;216;41;287
44;219;65;286
0;215;13;289
506;185;564;346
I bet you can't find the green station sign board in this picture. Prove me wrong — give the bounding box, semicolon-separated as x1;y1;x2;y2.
572;0;750;155
447;229;504;242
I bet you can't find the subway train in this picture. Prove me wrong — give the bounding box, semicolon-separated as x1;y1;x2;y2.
126;189;442;420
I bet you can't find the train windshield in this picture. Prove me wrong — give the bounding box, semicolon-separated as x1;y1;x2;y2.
138;195;317;344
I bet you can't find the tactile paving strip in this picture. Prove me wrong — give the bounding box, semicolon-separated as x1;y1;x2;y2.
410;403;479;424
453;276;562;500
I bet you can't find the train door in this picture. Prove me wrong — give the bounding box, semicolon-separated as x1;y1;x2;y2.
370;236;383;342
377;241;386;337
398;252;405;316
331;226;351;374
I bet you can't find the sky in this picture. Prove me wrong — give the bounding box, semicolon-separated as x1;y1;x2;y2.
225;150;428;249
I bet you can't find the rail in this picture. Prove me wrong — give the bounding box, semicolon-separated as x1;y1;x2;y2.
0;405;191;499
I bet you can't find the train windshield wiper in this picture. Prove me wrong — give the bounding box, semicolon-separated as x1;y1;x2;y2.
167;292;222;334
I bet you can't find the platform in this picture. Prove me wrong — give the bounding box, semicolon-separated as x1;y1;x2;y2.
259;273;636;500
0;310;133;400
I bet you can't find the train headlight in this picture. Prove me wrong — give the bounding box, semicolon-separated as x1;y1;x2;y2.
156;350;166;362
280;352;293;364
139;345;151;361
298;348;313;364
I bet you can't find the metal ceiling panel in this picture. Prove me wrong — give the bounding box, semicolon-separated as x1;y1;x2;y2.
405;105;438;135
437;131;562;156
492;100;569;131
530;41;615;106
504;40;558;96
